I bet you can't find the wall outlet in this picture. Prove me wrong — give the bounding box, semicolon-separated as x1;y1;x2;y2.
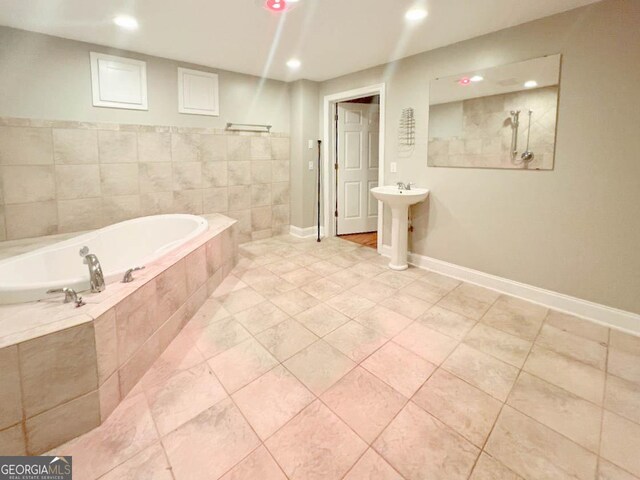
308;161;314;170
390;162;397;173
308;140;314;149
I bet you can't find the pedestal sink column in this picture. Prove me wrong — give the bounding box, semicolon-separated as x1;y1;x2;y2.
389;206;409;270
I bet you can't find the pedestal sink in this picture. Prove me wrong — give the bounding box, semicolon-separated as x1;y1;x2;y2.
370;185;429;270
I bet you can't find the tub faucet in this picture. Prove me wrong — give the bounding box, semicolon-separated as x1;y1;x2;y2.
47;287;85;307
80;246;105;293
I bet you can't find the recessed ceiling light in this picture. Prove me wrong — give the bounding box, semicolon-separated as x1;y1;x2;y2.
458;77;471;86
113;15;138;30
405;7;428;21
470;75;484;82
286;58;301;69
265;0;287;11
524;80;538;88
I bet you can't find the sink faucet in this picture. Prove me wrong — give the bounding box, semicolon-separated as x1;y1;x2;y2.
396;182;415;191
80;246;105;293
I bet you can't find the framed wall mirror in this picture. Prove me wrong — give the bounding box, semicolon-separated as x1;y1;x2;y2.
428;54;561;170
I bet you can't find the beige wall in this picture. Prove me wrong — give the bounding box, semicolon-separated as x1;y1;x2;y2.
0;117;290;242
0;26;290;132
318;0;640;314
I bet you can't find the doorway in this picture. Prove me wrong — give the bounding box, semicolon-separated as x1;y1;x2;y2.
335;96;380;239
322;83;386;253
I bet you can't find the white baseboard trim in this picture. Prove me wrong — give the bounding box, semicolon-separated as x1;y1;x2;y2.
380;245;640;335
289;225;325;239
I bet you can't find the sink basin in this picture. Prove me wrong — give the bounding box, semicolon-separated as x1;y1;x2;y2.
370;185;430;271
370;186;429;207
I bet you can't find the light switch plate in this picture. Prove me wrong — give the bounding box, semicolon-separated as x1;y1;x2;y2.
308;161;314;170
390;162;397;173
308;140;314;149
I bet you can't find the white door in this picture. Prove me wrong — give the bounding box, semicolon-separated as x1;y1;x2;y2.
336;102;380;235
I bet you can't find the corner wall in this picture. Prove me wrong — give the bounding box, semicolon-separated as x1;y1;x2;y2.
318;0;640;314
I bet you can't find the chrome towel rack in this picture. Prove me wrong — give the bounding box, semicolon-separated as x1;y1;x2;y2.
225;123;272;133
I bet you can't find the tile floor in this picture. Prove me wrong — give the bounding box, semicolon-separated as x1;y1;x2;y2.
49;235;640;480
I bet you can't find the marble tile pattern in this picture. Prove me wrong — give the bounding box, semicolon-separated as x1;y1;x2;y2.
28;234;640;480
0;217;238;455
0;117;290;241
428;86;558;170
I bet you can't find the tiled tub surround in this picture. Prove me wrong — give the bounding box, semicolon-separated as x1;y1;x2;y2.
0;117;290;242
0;214;238;455
36;234;640;480
428;86;558;169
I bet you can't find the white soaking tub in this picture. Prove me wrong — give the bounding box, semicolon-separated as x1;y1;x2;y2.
0;214;209;304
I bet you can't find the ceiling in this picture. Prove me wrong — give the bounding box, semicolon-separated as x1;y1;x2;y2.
0;0;601;82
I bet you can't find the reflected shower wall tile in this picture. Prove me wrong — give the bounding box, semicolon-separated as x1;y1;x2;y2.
272;182;290;205
57;198;103;233
251;161;272;184
2;165;55;204
272;160;290;182
173;190;203;215
0;126;53;165
202;162;228;187
201;134;227;162
228;209;251;234
227;136;251;161
251;184;271;207
272;205;290;227
251;206;272;231
53;129;98;164
102;195;141;224
250;136;271;160
228;161;251;186
138;132;171;163
100;164;139;196
98;131;137;163
55;164;101;200
173;162;202;190
139;163;173;193
228;185;252;210
5;201;58;239
203;187;229;213
171;133;201;162
141;192;173;216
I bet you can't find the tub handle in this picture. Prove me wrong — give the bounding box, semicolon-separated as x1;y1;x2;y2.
122;266;145;283
47;288;85;308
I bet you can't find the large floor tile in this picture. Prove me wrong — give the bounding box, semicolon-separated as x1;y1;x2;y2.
284;340;356;395
379;292;432;320
354;306;413;337
470;453;523;480
597;459;640;480
217;287;266;314
232;365;315;439
350;280;397;303
374;270;416;289
536;324;607;370
269;289;320;315
344;448;403;480
417;305;477;340
442;344;519;401
393;321;458;364
609;330;640;354
301;277;344;301
162;398;260;480
361;341;436;397
233;301;289;334
481;295;547;340
256;318;318;361
506;372;602;452
524;345;605;404
413;369;502;447
544;311;609;344
145;362;227;436
208;338;279;393
321;367;407;443
373;402;479;480
438;283;500;320
190;317;252;360
266;400;368;480
326;291;377;319
485;406;597;480
100;443;173;480
604;373;640;424
295;303;350;336
324;321;388;362
219;446;287;480
600;410;640;477
608;348;640;384
463;323;531;367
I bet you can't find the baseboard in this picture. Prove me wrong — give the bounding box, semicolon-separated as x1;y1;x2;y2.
380;245;640;335
289;225;325;239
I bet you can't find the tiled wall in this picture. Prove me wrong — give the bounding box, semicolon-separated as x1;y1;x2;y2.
0;117;290;243
428;86;558;169
0;221;237;455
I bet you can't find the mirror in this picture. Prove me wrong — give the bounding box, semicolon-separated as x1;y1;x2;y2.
428;54;561;170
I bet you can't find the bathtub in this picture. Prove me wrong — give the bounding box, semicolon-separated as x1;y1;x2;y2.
0;214;209;304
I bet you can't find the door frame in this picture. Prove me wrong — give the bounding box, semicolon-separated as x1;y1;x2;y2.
322;83;386;253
